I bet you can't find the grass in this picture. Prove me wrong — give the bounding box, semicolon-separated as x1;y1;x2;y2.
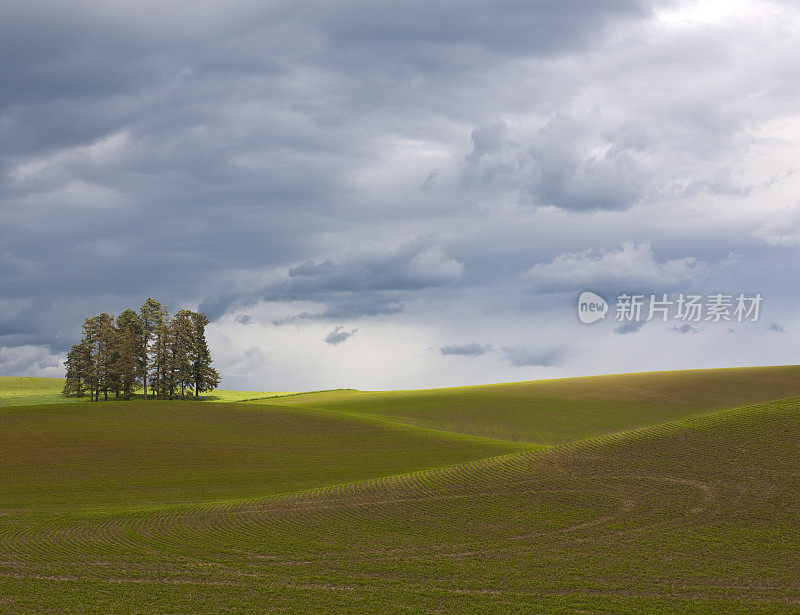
0;401;525;513
0;377;73;407
1;366;800;612
261;364;800;444
0;376;294;406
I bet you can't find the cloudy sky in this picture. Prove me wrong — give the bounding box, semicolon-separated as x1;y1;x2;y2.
2;0;799;391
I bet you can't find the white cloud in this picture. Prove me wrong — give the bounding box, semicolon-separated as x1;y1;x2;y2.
524;241;709;292
0;345;65;378
755;203;800;247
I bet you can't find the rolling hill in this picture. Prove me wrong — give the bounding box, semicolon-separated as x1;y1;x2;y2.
260;365;800;444
1;366;799;613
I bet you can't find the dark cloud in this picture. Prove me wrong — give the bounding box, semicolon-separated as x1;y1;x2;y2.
276;243;464;294
671;323;699;334
615;320;645;335
463;117;654;211
324;326;358;346
1;1;799;387
289;260;336;277
317;1;651;55
501;346;562;367
272;295;405;325
234;314;252;326
440;342;491;356
203;241;462;320
767;322;786;333
420;169;439;193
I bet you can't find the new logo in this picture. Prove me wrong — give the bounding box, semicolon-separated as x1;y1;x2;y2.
577;291;608;324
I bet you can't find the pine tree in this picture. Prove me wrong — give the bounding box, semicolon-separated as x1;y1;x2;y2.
96;315;117;401
189;311;220;397
150;311;171;399
139;299;163;401
115;309;144;400
171;310;195;399
62;341;92;397
63;300;221;402
81;314;113;401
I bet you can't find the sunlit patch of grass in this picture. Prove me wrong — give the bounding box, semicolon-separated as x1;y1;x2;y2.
261;365;800;444
0;376;295;406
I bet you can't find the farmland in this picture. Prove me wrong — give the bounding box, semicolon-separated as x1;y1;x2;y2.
0;376;293;407
0;366;799;613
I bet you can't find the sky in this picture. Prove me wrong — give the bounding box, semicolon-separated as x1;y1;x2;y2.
1;0;799;391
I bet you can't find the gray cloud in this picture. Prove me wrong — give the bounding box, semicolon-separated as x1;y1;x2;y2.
289;260;336;277
767;322;786;333
420;169;439;193
671;323;699;334
462;117;656;211
234;314;252;326
0;345;63;377
524;241;711;295
615;320;646;335
203;241;462;321
325;326;358;346
440;342;492;356
501;346;562;367
272;295;405;325
1;1;799;387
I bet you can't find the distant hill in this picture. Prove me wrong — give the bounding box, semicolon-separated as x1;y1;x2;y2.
256;365;800;444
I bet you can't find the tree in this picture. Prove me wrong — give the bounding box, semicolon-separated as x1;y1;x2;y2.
170;310;195;399
62;341;92;397
139;299;163;401
96;315;117;401
149;311;171;399
189;311;220;397
115;309;144;400
62;300;221;402
81;313;114;401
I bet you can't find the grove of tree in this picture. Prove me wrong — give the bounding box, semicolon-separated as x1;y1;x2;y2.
63;299;220;401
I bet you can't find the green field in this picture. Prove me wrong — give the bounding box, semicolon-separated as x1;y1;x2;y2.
260;365;800;443
0;376;293;407
1;366;799;613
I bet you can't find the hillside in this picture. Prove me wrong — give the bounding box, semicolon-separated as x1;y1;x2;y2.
260;365;800;444
0;401;524;513
2;396;799;612
1;367;800;612
6;365;800;445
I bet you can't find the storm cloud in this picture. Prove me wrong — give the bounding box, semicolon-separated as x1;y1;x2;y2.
1;1;799;389
440;342;492;357
325;326;358;346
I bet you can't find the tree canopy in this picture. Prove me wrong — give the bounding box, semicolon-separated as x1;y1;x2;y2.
63;299;220;401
